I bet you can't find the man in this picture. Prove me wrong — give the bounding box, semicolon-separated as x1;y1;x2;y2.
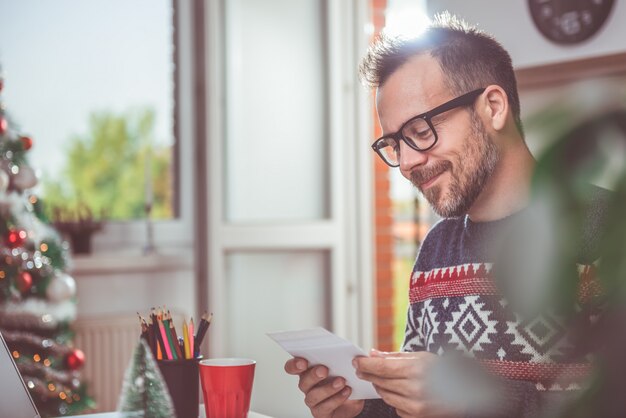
285;13;606;418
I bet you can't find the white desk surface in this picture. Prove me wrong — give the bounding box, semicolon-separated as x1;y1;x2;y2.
68;411;271;418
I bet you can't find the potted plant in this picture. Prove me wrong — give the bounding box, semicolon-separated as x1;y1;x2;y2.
52;203;105;255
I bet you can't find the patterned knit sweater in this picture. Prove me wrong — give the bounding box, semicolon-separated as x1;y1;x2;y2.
358;186;610;418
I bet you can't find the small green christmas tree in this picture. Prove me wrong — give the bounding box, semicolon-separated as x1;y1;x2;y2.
118;339;175;418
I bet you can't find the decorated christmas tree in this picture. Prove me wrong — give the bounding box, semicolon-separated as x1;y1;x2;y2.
0;66;95;416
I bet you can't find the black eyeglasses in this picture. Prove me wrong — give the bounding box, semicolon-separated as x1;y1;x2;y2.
371;87;486;167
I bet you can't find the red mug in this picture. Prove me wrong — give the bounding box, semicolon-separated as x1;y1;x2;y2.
199;358;256;418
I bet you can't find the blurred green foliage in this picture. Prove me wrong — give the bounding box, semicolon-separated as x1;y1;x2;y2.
42;108;173;221
516;108;626;417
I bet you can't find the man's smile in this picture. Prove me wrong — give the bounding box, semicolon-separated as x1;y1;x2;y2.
409;161;451;192
419;170;445;190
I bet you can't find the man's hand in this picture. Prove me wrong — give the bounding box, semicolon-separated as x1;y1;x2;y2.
353;350;462;418
284;357;364;418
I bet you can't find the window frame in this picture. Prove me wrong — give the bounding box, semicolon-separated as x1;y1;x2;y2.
90;0;195;254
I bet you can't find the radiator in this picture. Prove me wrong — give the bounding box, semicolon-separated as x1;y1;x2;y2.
74;314;141;413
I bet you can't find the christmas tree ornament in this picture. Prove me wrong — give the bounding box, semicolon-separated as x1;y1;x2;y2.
21;136;33;151
66;349;85;370
16;271;33;293
0;117;7;135
45;272;76;302
7;228;27;248
12;165;38;190
0;169;9;192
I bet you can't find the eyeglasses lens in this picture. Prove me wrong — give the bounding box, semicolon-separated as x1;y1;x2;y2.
377;118;434;166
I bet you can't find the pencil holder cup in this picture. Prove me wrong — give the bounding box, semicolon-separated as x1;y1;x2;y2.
157;357;202;418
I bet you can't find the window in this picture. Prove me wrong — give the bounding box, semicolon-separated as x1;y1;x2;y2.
0;0;177;222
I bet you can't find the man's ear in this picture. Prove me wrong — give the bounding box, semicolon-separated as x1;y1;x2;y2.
480;85;508;131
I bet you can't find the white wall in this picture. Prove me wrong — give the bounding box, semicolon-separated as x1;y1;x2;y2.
428;1;626;69
73;261;195;319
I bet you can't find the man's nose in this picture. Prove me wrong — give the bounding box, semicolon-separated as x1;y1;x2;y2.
398;140;428;172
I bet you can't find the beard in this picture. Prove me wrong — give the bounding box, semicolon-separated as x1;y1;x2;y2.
410;114;499;218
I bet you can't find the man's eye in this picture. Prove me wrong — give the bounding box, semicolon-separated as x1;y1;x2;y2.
408;129;432;141
404;121;432;141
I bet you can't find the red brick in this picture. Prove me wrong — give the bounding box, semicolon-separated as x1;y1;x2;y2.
377;305;392;317
369;0;392;351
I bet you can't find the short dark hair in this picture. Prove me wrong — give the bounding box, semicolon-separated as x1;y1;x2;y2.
359;12;523;134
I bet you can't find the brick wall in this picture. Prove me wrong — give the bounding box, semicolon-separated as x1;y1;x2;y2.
369;0;394;352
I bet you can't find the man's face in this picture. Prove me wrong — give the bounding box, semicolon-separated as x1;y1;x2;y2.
376;54;499;218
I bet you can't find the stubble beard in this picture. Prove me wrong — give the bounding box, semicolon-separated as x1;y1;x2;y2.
410;115;499;218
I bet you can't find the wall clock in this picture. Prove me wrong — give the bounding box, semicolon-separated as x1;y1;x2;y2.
528;0;615;45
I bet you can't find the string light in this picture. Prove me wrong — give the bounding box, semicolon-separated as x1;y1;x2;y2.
12;350;19;359
0;270;5;279
40;243;49;252
43;358;52;367
33;354;41;362
59;392;67;400
48;383;56;392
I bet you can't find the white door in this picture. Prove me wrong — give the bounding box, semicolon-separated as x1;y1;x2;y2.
201;1;373;416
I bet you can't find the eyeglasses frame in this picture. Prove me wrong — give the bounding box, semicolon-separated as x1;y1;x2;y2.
371;87;487;167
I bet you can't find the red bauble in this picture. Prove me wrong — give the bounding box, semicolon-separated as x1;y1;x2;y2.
66;349;85;370
0;117;7;135
21;136;33;150
16;272;33;293
7;229;27;248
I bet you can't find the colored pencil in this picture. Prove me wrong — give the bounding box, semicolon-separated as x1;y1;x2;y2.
163;317;178;360
194;312;213;357
183;320;191;359
138;308;213;361
189;318;195;359
168;311;183;359
138;313;149;342
158;317;173;360
151;316;163;359
150;308;167;360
